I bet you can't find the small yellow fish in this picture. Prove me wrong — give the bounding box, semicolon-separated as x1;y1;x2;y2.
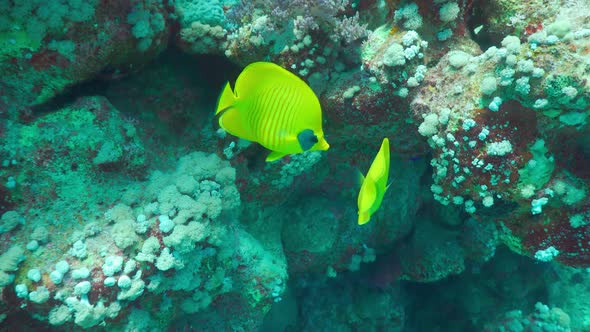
215;61;330;162
357;138;391;225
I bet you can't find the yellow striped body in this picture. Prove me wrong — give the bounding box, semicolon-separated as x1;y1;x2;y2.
357;138;391;225
216;62;329;162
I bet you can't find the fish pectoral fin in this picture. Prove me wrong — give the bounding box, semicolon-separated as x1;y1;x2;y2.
266;150;288;162
218;107;256;142
385;180;393;192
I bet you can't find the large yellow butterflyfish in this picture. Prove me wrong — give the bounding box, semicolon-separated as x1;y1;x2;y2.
357;138;391;225
215;61;329;162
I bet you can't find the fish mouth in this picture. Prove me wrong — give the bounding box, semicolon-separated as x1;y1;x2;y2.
318;139;330;150
358;211;370;225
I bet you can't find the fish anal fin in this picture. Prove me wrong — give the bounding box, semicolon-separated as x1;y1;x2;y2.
266;151;287;162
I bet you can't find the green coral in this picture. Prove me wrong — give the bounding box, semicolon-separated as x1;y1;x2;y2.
517;139;555;191
543;75;589;110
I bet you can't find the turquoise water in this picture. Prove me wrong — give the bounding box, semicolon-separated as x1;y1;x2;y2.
0;1;588;331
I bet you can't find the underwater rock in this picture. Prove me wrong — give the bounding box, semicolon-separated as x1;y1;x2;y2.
460;217;499;263
294;277;405;331
321;69;429;158
547;264;590;331
279;156;425;276
0;1;170;110
0;96;146;212
396;215;466;282
484;302;571;332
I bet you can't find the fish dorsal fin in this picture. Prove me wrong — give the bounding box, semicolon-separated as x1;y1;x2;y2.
266;150;288;162
235;62;304;97
380;138;391;187
358;177;377;213
297;129;318;151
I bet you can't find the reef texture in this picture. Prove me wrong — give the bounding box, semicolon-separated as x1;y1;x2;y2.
0;0;589;330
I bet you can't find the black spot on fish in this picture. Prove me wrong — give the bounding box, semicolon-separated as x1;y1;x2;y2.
298;129;318;151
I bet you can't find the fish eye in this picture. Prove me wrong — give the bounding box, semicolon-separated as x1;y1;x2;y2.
311;135;318;143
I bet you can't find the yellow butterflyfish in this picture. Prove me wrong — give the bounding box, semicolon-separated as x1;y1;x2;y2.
357;138;391;225
215;61;330;162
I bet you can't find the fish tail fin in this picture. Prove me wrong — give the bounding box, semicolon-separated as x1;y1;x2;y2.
216;82;236;115
216;83;255;141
